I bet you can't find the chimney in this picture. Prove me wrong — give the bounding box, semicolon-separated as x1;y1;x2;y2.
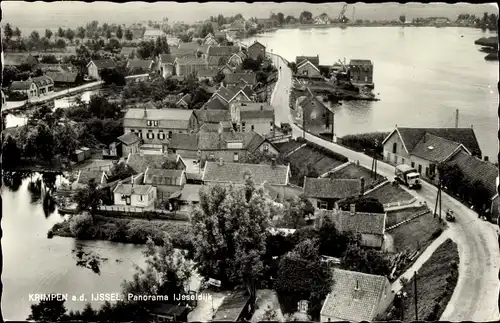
349;203;356;215
271;157;276;167
219;157;224;166
143;107;147;118
360;177;365;195
355;279;360;291
484;156;489;162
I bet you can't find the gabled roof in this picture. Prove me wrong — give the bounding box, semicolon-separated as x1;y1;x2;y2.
299;91;329;111
383;127;481;157
126;153;179;173
159;54;176;64
197;132;260;150
223;72;257;85
169;133;199;150
144;168;185;185
77;169;107;185
10;80;33;91
296;55;319;66
114;183;153;195
45;71;78;83
203;161;289;186
214;32;227;39
410;133;466;163
349;59;373;66
248;41;266;50
205;97;229;110
197;67;219;77
316;209;386;235
198;122;232;133
240;109;274;120
207;45;240;57
127;59;154;70
177;93;192;106
245;133;279;153
88;59;117;69
3;53;38;66
178;41;202;52
320;269;390;322
178;184;202;202
38;63;77;73
31;76;54;87
297;59;320;72
304;178;361;199
117;132;140;145
193;109;231;123
124;108;194;129
214;87;238;103
447;150;498;198
175;57;207;66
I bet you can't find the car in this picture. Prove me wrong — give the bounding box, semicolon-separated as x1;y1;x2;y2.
446;209;455;222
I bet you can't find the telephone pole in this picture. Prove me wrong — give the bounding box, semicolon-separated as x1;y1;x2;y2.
434;177;442;219
371;139;378;178
414;271;419;320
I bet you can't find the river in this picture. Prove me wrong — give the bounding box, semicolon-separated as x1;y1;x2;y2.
1;174;200;320
245;26;499;159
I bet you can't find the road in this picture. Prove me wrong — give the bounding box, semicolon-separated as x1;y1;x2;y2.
269;53;500;321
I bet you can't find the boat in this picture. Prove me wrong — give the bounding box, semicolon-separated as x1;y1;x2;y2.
479;46;497;53
485;52;498;61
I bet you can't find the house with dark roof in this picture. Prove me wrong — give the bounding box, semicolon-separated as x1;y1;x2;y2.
174;57;208;78
227;52;247;68
212;84;255;110
212;290;252;322
197;66;220;82
382;126;481;179
176;93;192;109
86;59;117;80
296;58;321;77
123;108;197;146
116;132;141;157
231;101;275;135
223;71;257;87
198;122;233;133
168;184;202;212
126;59;154;74
45;71;79;87
296;55;320;67
72;169;108;190
247;41;266;61
31;76;54;95
143;167;187;202
320;269;393;322
298;89;333;129
38;63;77;73
158;54;176;78
126;152;186;174
315;206;387;248
193;109;231;127
304;178;363;210
205;46;241;67
9;80;39;98
3;53;39;68
349;59;374;85
113;181;157;210
204;96;230;110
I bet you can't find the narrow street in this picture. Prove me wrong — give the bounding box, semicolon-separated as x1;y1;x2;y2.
269;53;500;321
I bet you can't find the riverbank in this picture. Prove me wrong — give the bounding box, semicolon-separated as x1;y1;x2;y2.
49;213;194;251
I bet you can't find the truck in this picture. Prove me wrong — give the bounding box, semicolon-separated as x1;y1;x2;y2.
394;164;421;189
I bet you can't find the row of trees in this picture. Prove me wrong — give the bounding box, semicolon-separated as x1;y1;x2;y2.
456;12;498;30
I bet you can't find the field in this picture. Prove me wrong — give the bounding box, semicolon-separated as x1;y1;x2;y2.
366;182;414;205
386;205;430;228
401;239;459;321
389;212;445;254
329;163;385;188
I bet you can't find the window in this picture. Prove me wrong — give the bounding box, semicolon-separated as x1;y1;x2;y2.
411;162;415;168
138;130;143;139
233;152;239;162
251;125;255;131
147;130;154;139
147;120;152;126
318;201;327;209
242;122;246;132
429;164;436;175
425;167;429;176
392;142;397;154
401;158;405;165
393;155;397;164
263;144;269;152
153;120;159;127
418;164;422;174
365;76;368;82
126;196;131;205
139;195;143;202
303;69;308;75
168;131;173;139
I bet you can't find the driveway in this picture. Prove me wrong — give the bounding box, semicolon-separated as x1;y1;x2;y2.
269;53;500;321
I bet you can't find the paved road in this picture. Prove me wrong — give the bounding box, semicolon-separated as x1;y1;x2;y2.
270;53;500;321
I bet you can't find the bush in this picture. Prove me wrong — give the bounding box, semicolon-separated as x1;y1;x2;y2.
431;227;443;239
339;132;389;156
305;142;348;163
69;213;94;238
6;91;28;101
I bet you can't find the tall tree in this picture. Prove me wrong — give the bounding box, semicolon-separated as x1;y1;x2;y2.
341;243;391;276
190;176;270;306
65;28;75;42
125;29;133;40
399;15;406;23
2;136;22;169
77;26;86;40
57;27;65;38
116;26;123;39
75;178;106;223
30;30;40;43
4;23;14;41
277;12;285;25
299;11;313;24
14;27;22;39
45;28;53;40
27;299;67;322
153;36;170;57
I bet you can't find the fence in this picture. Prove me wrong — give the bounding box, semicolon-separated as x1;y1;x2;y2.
78;165;112;172
385;209;431;232
383;198;417;210
98;205;156;213
319;161;352;178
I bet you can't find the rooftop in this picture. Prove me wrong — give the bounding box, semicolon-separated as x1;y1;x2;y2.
212;290;250;321
126;153;178;173
304;178;361;199
90;59;117;69
193;109;231;123
144;168;184;185
316;209;386;236
117;132;141;145
203;161;289;186
114;183;153;195
127;59;154;70
77;170;106;185
410;133;463;162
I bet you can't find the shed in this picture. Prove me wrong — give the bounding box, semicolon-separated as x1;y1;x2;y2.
73;149;85;163
149;303;189;322
212;290;252;321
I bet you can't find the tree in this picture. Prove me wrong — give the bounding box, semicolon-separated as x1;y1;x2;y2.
27;298;67;322
4;23;14;41
40;55;59;64
317;215;359;257
40;37;51;51
30;30;40;44
288;62;298;74
277;12;285;25
337;196;385;214
399;15;406;23
470;180;491;213
299;11;313;24
278;196;311;229
14;27;21;39
200;23;214;38
45;28;53;40
55;39;66;50
153;36;170;57
190;176;270;306
99;68;126;86
137;40;155;59
77;26;86;39
116;26;123;39
342;243;391;276
108;162;136;181
125;29;134;40
274;239;333;319
2;136;22;169
75;178;106;223
57;27;65;38
65;28;75;42
106;29;112;39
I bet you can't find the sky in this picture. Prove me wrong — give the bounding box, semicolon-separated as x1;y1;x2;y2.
1;2;498;30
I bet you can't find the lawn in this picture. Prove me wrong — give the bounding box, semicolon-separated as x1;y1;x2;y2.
386;205;430;228
275;140;304;156
389;212;445;254
329;163;385;188
400;239;459;321
288;146;345;176
366;182;415;205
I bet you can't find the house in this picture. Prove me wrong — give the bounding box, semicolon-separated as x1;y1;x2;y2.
126;59;154;74
176;93;192;109
30;76;54;96
229;18;247;32
193;109;231;127
315;206;386;248
381;126;482;179
174;57;208;78
126;152;186;174
204;96;230;110
349;59;374;85
296;58;321;77
198;121;233;133
212;290;252;321
117;132;141;157
123;108;197;147
231;101;275;135
3;53;39;68
296;55;320;67
120;46;137;57
219;64;235;75
223;72;257;87
143;167;187;202
314;13;332;25
304;178;363;210
213;84;255;109
168;184;202;212
205;46;241;66
246;132;280;156
197;67;220;82
177;41;203;56
298;89;333;128
45;71;79;87
9;80;39;98
247;41;266;61
446;150;498;212
113;181;157;210
320;269;393;322
203;33;218;45
72;169;108;190
130;27;145;39
214;31;227;41
157;54;176;78
202;159;290;201
255;19;278;29
38;63;77;73
86;59;117;80
227;52;247;68
143;29;166;41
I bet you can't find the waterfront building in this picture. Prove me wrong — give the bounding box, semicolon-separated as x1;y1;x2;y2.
45;71;79;88
113;181;157;210
143;167;187;203
86;59;117;80
247;41;266;61
348;59;374;85
296;58;321;77
9;80;39;98
72;170;108;190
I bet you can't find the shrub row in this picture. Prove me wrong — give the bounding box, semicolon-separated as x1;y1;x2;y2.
339;132;389;155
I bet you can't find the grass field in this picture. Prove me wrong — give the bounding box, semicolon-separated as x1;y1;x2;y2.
365;182;414;205
275;140;304;156
386;205;430;228
329;163;385;188
288;146;345;176
389;212;445;254
400;239;459;321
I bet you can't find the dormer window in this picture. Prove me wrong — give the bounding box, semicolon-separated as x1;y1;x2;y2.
153;120;159;127
147;120;152;126
428;146;434;150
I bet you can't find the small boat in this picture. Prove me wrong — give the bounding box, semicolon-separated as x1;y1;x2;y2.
485;52;499;61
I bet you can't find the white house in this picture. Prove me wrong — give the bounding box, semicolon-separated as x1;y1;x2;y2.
113;181;157;210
